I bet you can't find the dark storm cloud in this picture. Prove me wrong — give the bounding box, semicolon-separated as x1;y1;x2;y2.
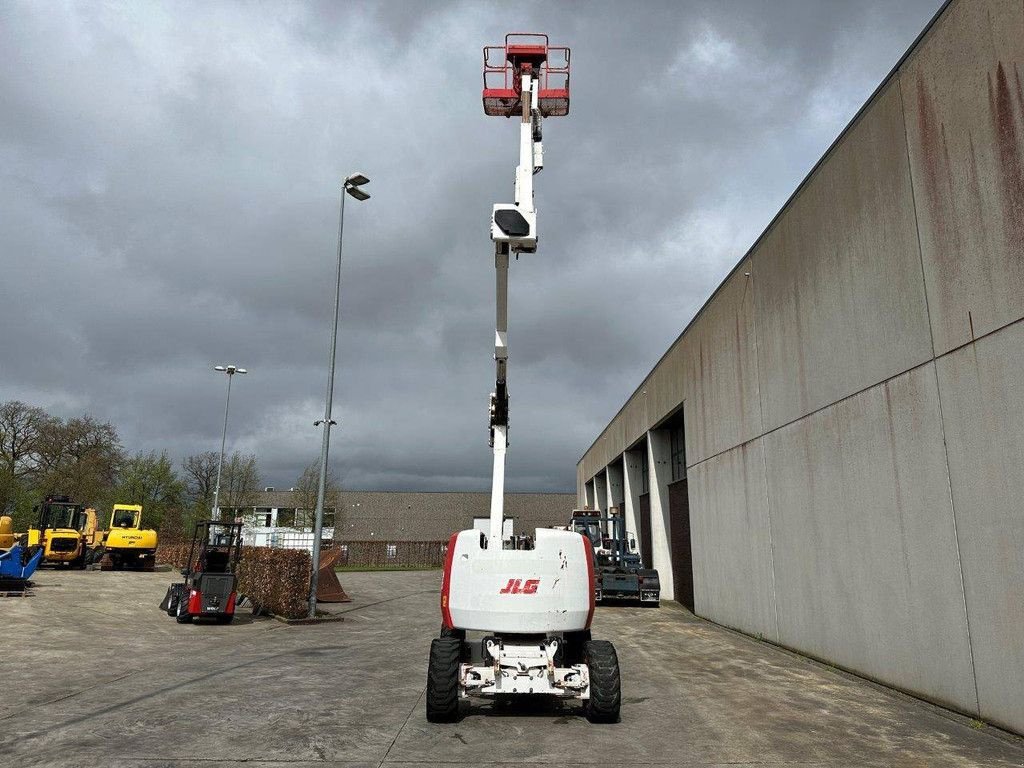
0;0;944;492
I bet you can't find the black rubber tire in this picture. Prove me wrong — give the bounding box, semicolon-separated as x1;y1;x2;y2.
583;640;621;724
426;637;461;723
175;599;193;624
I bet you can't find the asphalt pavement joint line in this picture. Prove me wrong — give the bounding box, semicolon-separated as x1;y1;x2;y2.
0;669;139;723
332;589;437;615
2;621;291;731
120;759;382;765
11;643;350;744
78;605;136;621
377;684;428;767
373;761;829;766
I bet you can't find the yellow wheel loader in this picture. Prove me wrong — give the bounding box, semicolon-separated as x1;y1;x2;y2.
99;504;158;571
27;495;89;568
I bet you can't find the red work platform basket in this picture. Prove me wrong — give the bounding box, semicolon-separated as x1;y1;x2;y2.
483;33;570;118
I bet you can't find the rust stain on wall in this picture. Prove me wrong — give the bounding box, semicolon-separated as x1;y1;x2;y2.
915;76;951;248
989;62;1024;258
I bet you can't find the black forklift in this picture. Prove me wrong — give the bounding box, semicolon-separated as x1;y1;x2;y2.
570;508;660;605
160;520;243;624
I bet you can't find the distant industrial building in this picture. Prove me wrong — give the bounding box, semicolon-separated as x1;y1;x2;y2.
226;488;574;548
578;0;1023;736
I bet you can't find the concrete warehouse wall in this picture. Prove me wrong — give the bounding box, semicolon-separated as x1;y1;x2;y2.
577;0;1024;735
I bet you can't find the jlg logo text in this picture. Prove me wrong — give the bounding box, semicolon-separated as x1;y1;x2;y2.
499;578;540;594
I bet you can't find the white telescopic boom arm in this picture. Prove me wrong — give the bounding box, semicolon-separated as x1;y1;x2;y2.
488;72;544;546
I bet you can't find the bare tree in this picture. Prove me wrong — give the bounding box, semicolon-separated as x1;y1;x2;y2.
181;451;219;513
295;459;340;528
0;400;49;516
220;452;261;511
0;400;48;480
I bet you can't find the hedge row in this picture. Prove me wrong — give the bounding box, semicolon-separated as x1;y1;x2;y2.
155;541;192;570
336;540;446;568
155;542;311;619
235;546;310;619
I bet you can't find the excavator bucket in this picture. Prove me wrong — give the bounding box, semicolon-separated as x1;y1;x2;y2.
0;543;44;593
315;546;351;603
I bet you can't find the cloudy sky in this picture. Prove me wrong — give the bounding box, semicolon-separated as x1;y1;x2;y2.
0;0;944;493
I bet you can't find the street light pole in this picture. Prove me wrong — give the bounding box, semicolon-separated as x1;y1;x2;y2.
212;364;247;521
309;172;370;619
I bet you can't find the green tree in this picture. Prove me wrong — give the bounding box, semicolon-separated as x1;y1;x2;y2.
112;450;185;529
33;415;123;508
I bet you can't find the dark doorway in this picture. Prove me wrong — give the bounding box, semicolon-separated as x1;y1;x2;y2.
668;478;694;612
638;493;652;568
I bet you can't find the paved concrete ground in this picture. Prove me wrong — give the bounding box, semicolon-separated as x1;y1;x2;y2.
1;569;1022;767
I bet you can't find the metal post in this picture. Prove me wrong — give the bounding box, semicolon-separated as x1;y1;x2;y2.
309;190;347;619
212;370;234;521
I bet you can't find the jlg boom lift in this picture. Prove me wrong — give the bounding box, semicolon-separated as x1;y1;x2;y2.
426;35;621;724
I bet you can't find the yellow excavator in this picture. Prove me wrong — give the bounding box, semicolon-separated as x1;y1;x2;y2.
99;504;158;571
0;516;15;549
27;495;89;568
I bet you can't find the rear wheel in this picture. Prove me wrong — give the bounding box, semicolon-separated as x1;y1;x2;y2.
583;640;621;724
426;637;461;723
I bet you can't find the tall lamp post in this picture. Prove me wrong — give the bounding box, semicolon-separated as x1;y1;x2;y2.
309;172;371;619
212;364;247;521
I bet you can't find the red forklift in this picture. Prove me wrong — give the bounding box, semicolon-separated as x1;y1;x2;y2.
160;520;243;624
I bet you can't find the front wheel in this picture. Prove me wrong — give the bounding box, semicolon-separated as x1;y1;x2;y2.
175;598;193;624
426;637;461;723
583;640;621;723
